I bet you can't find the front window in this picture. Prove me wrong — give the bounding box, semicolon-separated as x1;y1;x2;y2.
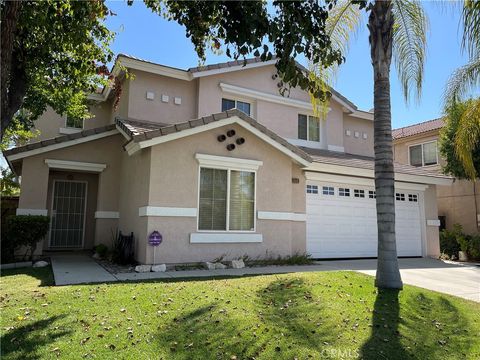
298;114;320;142
198;167;255;231
409;141;438;167
66;116;83;129
222;98;251;116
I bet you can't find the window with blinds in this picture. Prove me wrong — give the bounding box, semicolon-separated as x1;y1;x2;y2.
298;114;320;141
198;168;255;231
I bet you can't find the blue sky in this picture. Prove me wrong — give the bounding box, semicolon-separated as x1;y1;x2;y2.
105;1;467;129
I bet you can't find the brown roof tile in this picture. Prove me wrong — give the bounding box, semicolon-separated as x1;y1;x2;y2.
392;118;444;140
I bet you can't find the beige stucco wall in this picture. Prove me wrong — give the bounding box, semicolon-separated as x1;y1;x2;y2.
343;115;374;156
393;131;444;168
16;134;124;252
127;69;197;124
424;185;441;258
142;123;306;264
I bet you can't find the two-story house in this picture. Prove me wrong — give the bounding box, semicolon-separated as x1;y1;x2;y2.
393;119;480;234
3;54;452;264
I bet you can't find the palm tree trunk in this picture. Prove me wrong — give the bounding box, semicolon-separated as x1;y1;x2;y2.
368;1;403;289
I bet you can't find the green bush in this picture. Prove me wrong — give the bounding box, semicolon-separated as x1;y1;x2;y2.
439;224;462;257
3;215;50;261
94;243;108;258
469;234;480;260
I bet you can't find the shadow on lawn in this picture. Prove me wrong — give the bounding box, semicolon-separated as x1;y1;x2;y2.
360;289;475;360
1;266;54;287
1;315;70;360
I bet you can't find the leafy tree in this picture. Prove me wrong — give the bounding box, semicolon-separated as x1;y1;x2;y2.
0;0;114;139
443;0;480;179
440;99;480;179
0;167;20;196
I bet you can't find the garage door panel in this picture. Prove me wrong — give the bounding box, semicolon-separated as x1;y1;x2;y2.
307;183;423;258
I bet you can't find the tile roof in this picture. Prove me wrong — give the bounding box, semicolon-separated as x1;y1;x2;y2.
3;124;117;158
116;109;312;163
392;118;444;140
302;147;451;179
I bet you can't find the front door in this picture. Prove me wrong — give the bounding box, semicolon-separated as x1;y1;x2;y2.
49;180;88;248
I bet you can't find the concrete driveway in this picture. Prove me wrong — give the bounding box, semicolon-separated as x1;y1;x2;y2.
315;258;480;302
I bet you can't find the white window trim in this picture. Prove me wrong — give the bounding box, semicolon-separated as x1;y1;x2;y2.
222;97;252;117
138;206;197;217
190;233;263;243
59;127;82;135
288;138;324;150
196;154;261;234
408;140;439;167
16;208;48;216
45;159;107;173
94;211;120;219
257;211;306;222
298;114;321;143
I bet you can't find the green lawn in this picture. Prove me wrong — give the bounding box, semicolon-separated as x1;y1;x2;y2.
1;267;479;359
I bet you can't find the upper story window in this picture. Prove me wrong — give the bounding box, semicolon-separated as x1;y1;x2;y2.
221;98;251;116
409;141;438;167
66;116;83;129
298;114;320;142
198;167;255;232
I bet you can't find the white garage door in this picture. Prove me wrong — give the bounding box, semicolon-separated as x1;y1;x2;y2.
306;183;423;258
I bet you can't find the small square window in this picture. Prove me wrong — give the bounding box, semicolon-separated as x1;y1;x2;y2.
408;194;418;202
396;193;405;201
307;185;318;194
322;186;334;195
66;116;83;129
339;188;350;197
368;190;376;199
354;189;365;198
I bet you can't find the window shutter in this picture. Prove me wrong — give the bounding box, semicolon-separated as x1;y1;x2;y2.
229;171;255;231
198;168;227;230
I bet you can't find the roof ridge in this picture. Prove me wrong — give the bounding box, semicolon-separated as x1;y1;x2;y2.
393;117;443;131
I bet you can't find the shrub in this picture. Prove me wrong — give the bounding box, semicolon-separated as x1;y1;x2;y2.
439;224;462;257
468;234;480;260
3;215;50;261
94;243;108;258
247;252;313;266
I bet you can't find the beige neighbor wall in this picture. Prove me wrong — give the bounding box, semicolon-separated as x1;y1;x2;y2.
424;185;441;257
127;69;197;124
142;123;305;264
343;115;374;156
117;148;151;264
16;134;124;253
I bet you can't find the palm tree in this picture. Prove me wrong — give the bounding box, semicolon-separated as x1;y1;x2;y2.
312;0;428;289
443;0;480;180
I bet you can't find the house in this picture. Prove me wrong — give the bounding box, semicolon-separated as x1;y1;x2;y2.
393;119;480;234
3;55;452;264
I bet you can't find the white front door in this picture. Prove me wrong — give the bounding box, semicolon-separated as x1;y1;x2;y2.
306;182;423;258
49;180;88;248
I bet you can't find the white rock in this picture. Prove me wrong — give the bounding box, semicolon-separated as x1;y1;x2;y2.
231;259;245;269
151;264;166;272
33;260;49;268
214;262;227;269
204;262;216;270
92;252;101;260
135;265;151;273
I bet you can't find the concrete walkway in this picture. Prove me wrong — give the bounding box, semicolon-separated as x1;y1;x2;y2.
50;255;480;302
51;254;117;285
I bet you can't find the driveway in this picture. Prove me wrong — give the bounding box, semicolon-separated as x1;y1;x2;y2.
315;258;480;302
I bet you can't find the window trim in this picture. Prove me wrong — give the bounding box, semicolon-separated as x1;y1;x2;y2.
196;154;260;233
298;114;320;142
221;97;252;116
408;140;438;167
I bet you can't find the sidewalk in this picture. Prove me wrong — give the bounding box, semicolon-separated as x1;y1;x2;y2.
51;254;118;285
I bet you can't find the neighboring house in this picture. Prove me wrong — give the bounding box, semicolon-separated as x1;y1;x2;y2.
3;55;452;264
393;119;480;234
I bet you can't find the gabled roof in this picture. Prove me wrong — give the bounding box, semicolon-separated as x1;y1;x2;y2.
393;118;444;140
116;109;312;166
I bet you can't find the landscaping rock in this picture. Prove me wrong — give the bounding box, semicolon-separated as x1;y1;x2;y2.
151;264;166;272
204;262;216;270
231;259;245;269
214;262;227;270
33;261;49;268
135;265;151;273
92;252;101;260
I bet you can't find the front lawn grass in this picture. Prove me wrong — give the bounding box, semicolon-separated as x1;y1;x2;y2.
1;267;479;359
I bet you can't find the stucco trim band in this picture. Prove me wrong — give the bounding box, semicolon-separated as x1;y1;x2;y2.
16;208;48;216
257;211;306;222
45;159;107;173
95;211;120;219
190;233;263;243
139;206;197;217
426;219;441;227
195;153;263;171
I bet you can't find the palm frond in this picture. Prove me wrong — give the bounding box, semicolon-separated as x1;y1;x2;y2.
462;0;480;58
392;0;428;105
455;98;480;179
444;54;480;106
309;0;362;118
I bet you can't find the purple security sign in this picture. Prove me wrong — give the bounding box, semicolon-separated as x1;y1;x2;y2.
148;230;162;246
